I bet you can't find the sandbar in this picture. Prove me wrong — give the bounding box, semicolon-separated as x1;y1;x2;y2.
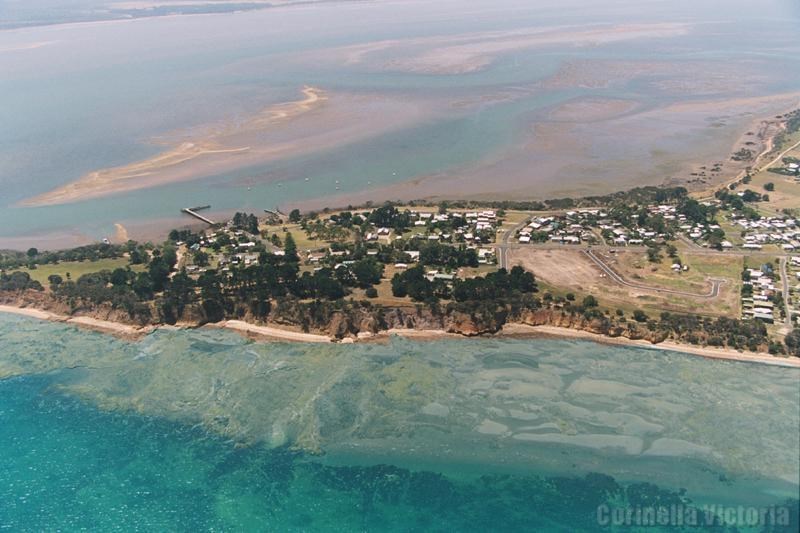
20;86;430;207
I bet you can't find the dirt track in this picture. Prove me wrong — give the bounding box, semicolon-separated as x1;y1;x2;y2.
507;247;735;316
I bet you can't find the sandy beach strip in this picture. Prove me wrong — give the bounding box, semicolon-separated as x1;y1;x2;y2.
499;324;800;368
219;320;332;343
0;305;151;340
2;304;797;366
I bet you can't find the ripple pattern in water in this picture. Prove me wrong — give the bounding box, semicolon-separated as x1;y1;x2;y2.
0;313;798;530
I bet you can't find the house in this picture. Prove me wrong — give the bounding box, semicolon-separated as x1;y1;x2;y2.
752;311;774;324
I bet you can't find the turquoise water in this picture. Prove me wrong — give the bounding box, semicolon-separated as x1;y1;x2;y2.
0;313;798;530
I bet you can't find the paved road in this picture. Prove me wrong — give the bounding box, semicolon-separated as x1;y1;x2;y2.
676;234;704;251
779;257;792;331
584;249;725;299
497;219;530;269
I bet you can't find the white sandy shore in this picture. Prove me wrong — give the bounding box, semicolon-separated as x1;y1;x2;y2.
1;305;797;367
219;320;332;343
366;324;800;367
499;324;800;368
0;305;151;339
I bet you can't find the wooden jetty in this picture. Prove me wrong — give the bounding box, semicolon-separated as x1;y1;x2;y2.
181;206;215;225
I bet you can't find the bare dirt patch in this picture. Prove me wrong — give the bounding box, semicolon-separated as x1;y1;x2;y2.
507;248;739;317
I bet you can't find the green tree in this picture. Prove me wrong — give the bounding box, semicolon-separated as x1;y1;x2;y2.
132;272;154;300
351;259;384;288
785;329;800;357
193;250;209;267
288;209;302;223
47;274;63;289
665;244;678;258
147;256;171;292
110;267;130;287
283;232;299;262
162;270;194;321
764;182;774;192
198;270;226;322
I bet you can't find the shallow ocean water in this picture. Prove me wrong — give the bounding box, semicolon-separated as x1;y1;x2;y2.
0;314;798;530
1;0;799;246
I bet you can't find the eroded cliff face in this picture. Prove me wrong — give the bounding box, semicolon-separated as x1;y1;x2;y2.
0;290;741;349
266;302;669;344
0;290;139;325
512;308;669;344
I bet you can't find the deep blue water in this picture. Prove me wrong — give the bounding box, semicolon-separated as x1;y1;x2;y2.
0;313;798;531
3;374;796;531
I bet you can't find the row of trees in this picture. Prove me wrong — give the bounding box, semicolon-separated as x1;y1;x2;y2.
391;266;537;304
0;243;128;271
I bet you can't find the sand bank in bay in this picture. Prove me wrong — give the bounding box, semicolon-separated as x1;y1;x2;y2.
314;22;691;75
19;86;429;207
294;91;800;211
0;41;57;53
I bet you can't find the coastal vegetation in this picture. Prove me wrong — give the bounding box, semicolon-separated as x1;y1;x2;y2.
1;190;796;357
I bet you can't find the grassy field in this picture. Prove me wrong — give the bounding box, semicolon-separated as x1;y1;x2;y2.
746;127;800;215
261;223;329;252
11;258;143;285
610;251;742;316
747;169;800;215
501;210;531;226
613;251;741;290
363;272;416;308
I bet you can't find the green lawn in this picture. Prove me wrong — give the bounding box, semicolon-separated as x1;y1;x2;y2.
262;223;329;252
11;258;143;284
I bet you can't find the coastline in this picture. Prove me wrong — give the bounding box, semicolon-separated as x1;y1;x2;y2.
213;319;332;343
495;324;800;368
0;304;153;340
695;101;800;198
2;303;797;368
